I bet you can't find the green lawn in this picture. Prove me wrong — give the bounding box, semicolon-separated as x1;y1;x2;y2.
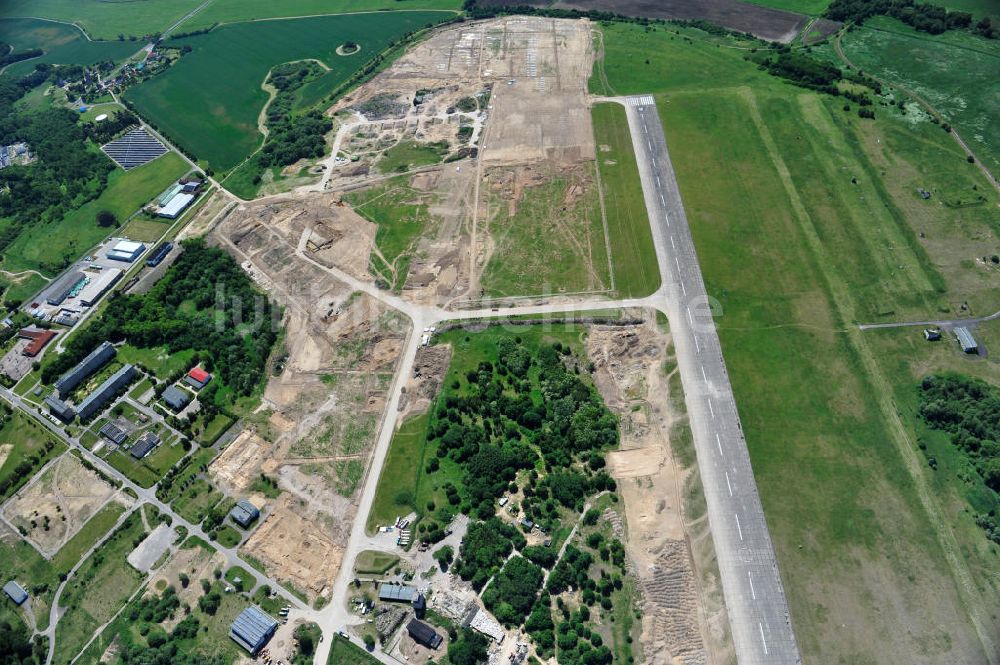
172;477;224;524
2;151;188;274
125;12;454;171
591;103;661;298
0;1;204;41
742;0;830;14
367;413;430;530
594;20;1000;664
50;500;127;573
118;344;196;378
377;140;447;173
327;635;382;665
181;0;461;33
480;171;610;298
0;18;139;78
52;511;147;665
0;410;67;501
354;549;400;575
0;524;61;631
119;216;173;243
838;16;1000;177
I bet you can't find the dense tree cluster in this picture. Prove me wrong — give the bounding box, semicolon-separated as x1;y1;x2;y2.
825;0;991;36
0;46;42;68
41;240;278;399
453;518;524;589
919;373;1000;542
0;619;45;664
83;109;140;144
446;629;491;665
482;556;544;626
0;66;116;271
257;61;332;169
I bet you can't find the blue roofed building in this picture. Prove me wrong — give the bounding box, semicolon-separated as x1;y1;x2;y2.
4;580;28;606
229;605;278;654
229;499;260;528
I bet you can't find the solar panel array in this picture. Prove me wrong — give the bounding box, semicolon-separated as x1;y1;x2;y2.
101;127;168;170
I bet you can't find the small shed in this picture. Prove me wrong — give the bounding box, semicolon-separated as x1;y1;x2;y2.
955;327;978;354
3;580;28;606
923;328;941;341
407;619;442;649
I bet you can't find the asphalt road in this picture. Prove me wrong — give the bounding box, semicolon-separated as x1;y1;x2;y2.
618;94;802;665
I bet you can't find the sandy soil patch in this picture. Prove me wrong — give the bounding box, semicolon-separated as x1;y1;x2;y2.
398;344;453;420
241;494;344;603
2;453;121;557
209;429;272;494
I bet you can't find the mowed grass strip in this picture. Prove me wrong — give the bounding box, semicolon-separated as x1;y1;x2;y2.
2;151;188;274
125;12;453;171
592;103;660;298
327;635;382;665
182;0;461;33
0;1;204;41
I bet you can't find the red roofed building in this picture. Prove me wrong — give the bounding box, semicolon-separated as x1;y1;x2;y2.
185;366;212;390
19;329;56;357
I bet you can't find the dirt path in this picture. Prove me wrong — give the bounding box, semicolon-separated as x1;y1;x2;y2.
833;28;999;193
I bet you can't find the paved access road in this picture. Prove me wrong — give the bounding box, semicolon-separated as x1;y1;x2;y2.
617;95;801;665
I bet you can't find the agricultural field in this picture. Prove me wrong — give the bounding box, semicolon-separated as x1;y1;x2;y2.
743;0;830;14
0;18;138;79
125;11;454;171
2;151;189;275
594;19;1000;664
0;1;203;41
837;16;1000;177
181;0;462;32
0;408;66;501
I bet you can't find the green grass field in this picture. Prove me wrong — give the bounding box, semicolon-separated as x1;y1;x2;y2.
592;103;661;298
172;477;224;524
0;1;204;41
0;18;139;78
2;151;188;274
0;411;67;501
480;171;610;298
119;216;173;243
125;12;453;171
181;0;461;32
354;549;400;575
595;20;1000;663
327;636;381;665
52;511;147;665
50;500;127;573
838;17;1000;177
742;0;830;14
377;140;447;173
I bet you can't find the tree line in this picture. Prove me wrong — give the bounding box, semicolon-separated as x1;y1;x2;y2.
826;0;995;37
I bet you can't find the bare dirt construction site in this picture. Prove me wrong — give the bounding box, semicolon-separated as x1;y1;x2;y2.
1;452;125;557
210;199;409;604
318;16;613;305
588;313;731;664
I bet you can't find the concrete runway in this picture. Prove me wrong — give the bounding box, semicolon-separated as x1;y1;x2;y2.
617;94;802;665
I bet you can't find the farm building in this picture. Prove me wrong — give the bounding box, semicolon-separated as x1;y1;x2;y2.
106;240;146;263
76;364;136;420
158;193;194;219
229;499;260;528
44;395;76;422
18;328;56;357
146;241;173;267
78;268;122;307
130;431;160;459
407;619;442;649
55;341;116;396
161;385;191;411
229;605;278;654
158;183;184;206
3;580;28;606
99;422;128;445
185;367;212;390
379;583;416;603
46;270;85;306
181;180;201;193
955;327;978;354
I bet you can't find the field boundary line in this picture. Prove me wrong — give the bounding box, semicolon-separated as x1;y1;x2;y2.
591;147;616;293
741;85;999;663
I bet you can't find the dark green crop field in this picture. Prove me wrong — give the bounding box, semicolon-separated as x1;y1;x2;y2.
0;0;203;41
125;11;452;172
0;18;139;79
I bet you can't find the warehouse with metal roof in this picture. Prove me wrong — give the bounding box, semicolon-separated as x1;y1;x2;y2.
106;240;146;263
955;326;979;354
379;583;416;603
161;385;191;411
158;192;194;219
229;605;277;654
4;580;28;606
46;270;85;306
229;499;260;528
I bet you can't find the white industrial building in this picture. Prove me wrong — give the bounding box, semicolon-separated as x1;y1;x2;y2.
158;192;194;219
78;268;122;306
106;239;146;263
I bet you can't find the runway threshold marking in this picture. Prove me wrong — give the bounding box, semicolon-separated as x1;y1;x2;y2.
759;623;769;655
748;570;756;599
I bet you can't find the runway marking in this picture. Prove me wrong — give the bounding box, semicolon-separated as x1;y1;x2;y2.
647;140;652;151
708;398;715;419
680;281;687;296
725;470;733;495
670;235;676;249
659;193;665;205
716;433;723;456
694;336;701;353
675;255;681;272
735;512;743;540
759;623;769;655
748;570;756;599
686;307;693;325
664;213;670;227
701;365;707;381
656;175;661;187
